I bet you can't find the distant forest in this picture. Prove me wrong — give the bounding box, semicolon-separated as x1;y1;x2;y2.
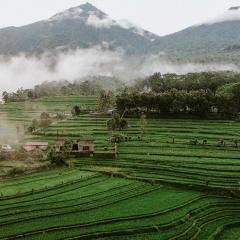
117;72;240;118
3;71;240;119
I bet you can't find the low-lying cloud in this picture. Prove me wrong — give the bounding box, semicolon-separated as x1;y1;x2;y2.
202;7;240;25
0;114;23;143
117;19;146;36
87;15;116;28
0;46;239;94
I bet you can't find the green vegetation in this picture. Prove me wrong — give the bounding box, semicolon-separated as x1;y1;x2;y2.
0;169;239;240
2;77;123;103
0;93;240;239
117;71;240;118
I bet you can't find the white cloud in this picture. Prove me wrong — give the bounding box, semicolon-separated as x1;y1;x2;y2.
48;7;83;21
0;47;239;95
202;8;240;25
87;15;116;28
117;19;145;36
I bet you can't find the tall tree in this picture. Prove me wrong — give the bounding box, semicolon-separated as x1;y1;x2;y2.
98;91;114;112
139;113;147;139
2;91;9;103
107;112;128;131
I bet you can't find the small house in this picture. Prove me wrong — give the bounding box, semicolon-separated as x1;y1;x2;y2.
55;141;66;153
78;140;95;153
1;144;13;152
23;142;49;152
55;140;94;155
70;140;95;154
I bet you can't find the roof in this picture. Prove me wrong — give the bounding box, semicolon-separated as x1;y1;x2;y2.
24;142;49;146
1;144;12;150
2;144;12;147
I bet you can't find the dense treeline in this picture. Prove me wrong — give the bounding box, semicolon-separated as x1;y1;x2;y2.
135;72;240;94
116;90;236;117
117;72;240;118
3;71;240;119
2;76;124;103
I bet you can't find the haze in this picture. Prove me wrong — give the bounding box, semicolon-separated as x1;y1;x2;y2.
0;0;240;36
0;0;240;95
0;49;238;95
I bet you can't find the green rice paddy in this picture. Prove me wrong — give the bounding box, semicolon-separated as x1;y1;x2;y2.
0;95;239;239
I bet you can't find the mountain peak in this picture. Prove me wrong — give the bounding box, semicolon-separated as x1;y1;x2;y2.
46;3;159;41
48;2;107;22
79;2;99;12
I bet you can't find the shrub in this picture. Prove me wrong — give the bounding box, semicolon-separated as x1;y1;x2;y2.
8;167;26;176
107;112;128;131
71;106;81;116
190;139;198;145
55;113;66;120
110;134;125;143
48;151;67;166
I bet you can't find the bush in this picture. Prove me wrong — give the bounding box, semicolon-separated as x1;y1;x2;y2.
0;153;8;161
40;161;51;168
48;151;67;166
24;158;34;164
110;134;125;143
55;113;66;120
8;167;26;176
107;112;128;131
190;139;198;145
71;106;81;116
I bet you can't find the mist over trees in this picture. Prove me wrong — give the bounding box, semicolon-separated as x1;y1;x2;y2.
3;70;240;119
2;76;124;103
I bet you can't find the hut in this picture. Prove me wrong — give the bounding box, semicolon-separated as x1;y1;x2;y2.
1;144;13;152
23;142;49;152
78;140;94;153
55;141;66;153
55;140;94;155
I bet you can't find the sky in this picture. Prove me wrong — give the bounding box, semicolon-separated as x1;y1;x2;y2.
0;0;240;36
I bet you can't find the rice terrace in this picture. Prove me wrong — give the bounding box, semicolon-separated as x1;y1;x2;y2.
1;1;240;240
0;89;240;239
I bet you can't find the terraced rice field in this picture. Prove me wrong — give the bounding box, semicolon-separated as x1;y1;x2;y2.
0;95;98;123
31;116;240;191
0;96;240;239
0;169;240;240
0;95;98;144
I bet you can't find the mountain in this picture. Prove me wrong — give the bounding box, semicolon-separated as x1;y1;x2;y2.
1;3;240;62
156;7;240;62
0;3;159;56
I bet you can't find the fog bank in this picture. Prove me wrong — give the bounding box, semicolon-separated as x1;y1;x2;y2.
0;47;239;94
